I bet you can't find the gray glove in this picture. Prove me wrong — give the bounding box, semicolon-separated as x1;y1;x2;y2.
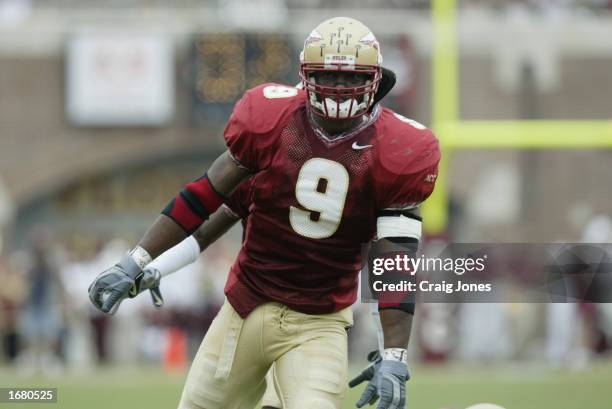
348;350;381;391
88;253;144;315
350;352;410;409
130;267;164;308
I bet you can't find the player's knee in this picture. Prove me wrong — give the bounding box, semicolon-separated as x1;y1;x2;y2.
180;360;228;409
180;385;224;409
177;389;213;409
302;398;338;409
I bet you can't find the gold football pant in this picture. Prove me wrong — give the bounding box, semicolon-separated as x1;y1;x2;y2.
261;368;282;408
177;299;353;409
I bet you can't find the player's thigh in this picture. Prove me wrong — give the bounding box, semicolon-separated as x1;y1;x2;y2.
274;322;349;409
177;301;270;409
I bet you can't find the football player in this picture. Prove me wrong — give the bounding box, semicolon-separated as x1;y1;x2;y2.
89;16;440;409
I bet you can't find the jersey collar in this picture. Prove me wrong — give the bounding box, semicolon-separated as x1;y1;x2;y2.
306;104;382;146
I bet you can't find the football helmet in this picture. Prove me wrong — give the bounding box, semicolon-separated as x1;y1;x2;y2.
300;17;383;120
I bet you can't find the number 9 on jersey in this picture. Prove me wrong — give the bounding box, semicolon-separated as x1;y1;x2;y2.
289;158;349;239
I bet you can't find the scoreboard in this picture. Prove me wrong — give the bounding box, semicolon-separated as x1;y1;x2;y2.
192;33;296;124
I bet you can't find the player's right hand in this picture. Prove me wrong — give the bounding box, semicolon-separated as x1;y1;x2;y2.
88;253;144;315
348;349;381;389
129;267;164;308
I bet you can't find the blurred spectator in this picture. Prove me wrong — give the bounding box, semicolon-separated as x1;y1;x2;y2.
546;302;589;367
16;228;67;375
582;215;612;356
545;214;612;367
0;253;28;363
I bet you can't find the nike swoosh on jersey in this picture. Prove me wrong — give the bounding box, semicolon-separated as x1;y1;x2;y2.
352;142;373;150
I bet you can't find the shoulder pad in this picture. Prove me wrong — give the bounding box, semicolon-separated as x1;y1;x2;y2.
376;109;440;176
239;83;307;135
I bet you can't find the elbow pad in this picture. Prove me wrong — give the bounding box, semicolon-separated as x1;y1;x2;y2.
162;173;225;234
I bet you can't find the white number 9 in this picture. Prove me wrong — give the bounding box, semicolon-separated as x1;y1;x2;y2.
289;158;349;239
393;113;426;130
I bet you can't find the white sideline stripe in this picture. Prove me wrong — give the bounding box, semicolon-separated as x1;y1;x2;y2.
214;307;243;381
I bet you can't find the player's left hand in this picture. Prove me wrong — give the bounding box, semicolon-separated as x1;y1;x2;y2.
348;349;381;390
129;267;164;308
349;349;410;409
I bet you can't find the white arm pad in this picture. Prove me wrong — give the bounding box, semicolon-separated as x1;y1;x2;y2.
377;215;422;240
146;235;201;278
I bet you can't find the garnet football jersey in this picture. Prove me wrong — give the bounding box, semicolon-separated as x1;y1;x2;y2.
222;84;440;317
223;179;253;221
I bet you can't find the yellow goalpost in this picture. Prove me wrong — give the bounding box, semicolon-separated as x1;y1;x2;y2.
423;0;612;234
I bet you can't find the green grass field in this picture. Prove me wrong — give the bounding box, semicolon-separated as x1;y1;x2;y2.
1;360;611;409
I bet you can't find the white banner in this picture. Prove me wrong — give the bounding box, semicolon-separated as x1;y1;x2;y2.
66;31;174;126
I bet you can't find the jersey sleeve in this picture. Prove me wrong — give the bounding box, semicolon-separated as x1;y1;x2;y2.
223;84;296;172
223;179;253;219
376;129;441;211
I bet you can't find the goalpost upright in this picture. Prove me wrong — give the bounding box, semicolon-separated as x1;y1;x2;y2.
423;0;612;235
